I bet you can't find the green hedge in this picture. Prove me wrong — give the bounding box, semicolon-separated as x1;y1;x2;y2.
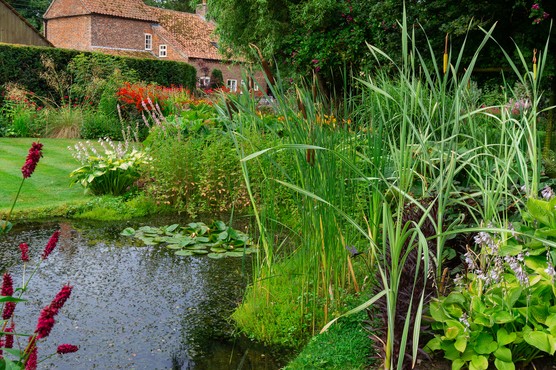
0;43;197;99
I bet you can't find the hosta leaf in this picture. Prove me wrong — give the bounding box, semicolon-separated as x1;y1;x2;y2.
474;333;497;354
470;355;488;370
497;328;517;346
493;311;514;324
454;335;467;352
451;359;465;370
493;346;512;362
494;359;515;370
524;330;556;355
546;314;556;336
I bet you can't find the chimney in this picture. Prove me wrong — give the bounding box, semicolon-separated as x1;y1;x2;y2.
196;0;207;18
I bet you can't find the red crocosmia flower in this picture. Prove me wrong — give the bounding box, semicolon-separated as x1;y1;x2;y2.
56;344;79;354
25;345;37;370
41;230;60;260
21;142;43;179
19;242;30;262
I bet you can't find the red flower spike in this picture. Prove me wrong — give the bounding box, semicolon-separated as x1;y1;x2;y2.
25;346;37;370
1;273;13;297
5;323;14;349
2;302;15;320
56;344;79;354
41;230;60;260
19;243;30;262
21;142;43;179
50;284;73;313
35;305;56;339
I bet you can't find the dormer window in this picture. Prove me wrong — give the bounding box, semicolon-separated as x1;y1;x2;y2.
145;34;152;50
159;44;167;57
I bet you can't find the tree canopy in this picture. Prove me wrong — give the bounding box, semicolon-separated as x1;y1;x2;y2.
209;0;555;86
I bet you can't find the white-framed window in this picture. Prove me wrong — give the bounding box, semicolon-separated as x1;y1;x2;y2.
199;76;210;88
159;44;167;57
226;79;237;92
145;34;152;50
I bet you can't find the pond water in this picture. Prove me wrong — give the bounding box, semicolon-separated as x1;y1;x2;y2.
0;219;287;370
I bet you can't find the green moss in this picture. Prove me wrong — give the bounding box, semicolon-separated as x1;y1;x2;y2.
284;309;373;370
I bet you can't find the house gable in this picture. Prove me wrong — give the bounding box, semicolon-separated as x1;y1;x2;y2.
43;0;89;19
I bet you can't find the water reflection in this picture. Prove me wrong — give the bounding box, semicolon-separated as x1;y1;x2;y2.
0;220;286;370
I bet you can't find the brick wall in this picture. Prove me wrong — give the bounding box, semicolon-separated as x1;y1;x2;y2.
91;15;153;50
189;58;267;92
45;16;90;50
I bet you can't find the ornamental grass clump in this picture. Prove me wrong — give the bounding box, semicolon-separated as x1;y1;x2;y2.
69;137;151;195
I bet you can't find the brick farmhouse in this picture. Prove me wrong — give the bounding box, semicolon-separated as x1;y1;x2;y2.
0;0;52;47
43;0;265;91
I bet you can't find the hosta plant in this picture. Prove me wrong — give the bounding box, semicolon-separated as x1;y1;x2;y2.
69;138;151;196
426;194;556;369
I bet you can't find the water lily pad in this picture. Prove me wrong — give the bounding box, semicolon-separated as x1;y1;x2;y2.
175;250;194;256
120;227;135;236
210;247;227;253
191;249;209;255
207;253;226;259
225;251;246;258
166;244;182;250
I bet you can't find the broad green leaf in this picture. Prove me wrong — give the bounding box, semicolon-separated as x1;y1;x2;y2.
166;224;179;233
454;335;467;352
451;358;465;370
225;251;245;257
120;227;135;236
195;237;210;243
210;247;227;253
524;330;556;354
191;250;209;255
218;231;229;240
546;313;556;336
175;250;194;257
0;297;26;303
425;337;441;352
213;220;226;231
474;333;498;354
207;253;225;259
141;238;157;246
430;301;450;322
470;355;489;370
497;328;517;346
494;358;515;370
166;244;182;250
493;311;514;324
493;346;512;362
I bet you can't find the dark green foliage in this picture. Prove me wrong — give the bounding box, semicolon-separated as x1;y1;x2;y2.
209;68;224;88
0;44;197;103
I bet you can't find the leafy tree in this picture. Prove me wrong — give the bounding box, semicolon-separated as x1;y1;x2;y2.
5;0;50;30
143;0;198;12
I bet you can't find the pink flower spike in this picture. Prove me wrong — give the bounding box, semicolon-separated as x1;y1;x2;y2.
21;142;43;179
35;305;56;339
19;243;30;262
41;230;60;260
2;302;15;320
56;344;79;354
5;323;14;349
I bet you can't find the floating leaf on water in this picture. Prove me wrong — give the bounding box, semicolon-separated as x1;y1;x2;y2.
208;253;225;259
213;220;227;231
166;224;180;233
195;236;210;243
175;250;194;256
141;238;157;246
139;226;162;234
210;247;227;253
166;244;182;250
191;250;209;255
225;251;246;258
218;231;228;241
120;227;135;236
179;238;195;247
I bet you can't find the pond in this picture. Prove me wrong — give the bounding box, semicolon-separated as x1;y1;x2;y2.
0;218;287;369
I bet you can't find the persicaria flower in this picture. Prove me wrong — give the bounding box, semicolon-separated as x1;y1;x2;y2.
56;344;79;354
19;242;29;262
5;323;14;349
532;3;540;10
3;302;15;320
50;284;73;313
21;142;43;179
41;230;60;260
1;273;13;297
35;305;57;339
25;345;37;370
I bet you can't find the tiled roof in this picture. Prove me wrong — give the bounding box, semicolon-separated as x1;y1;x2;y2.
148;7;225;61
45;0;157;21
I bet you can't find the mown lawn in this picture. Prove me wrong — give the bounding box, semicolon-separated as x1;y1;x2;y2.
0;138;91;216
